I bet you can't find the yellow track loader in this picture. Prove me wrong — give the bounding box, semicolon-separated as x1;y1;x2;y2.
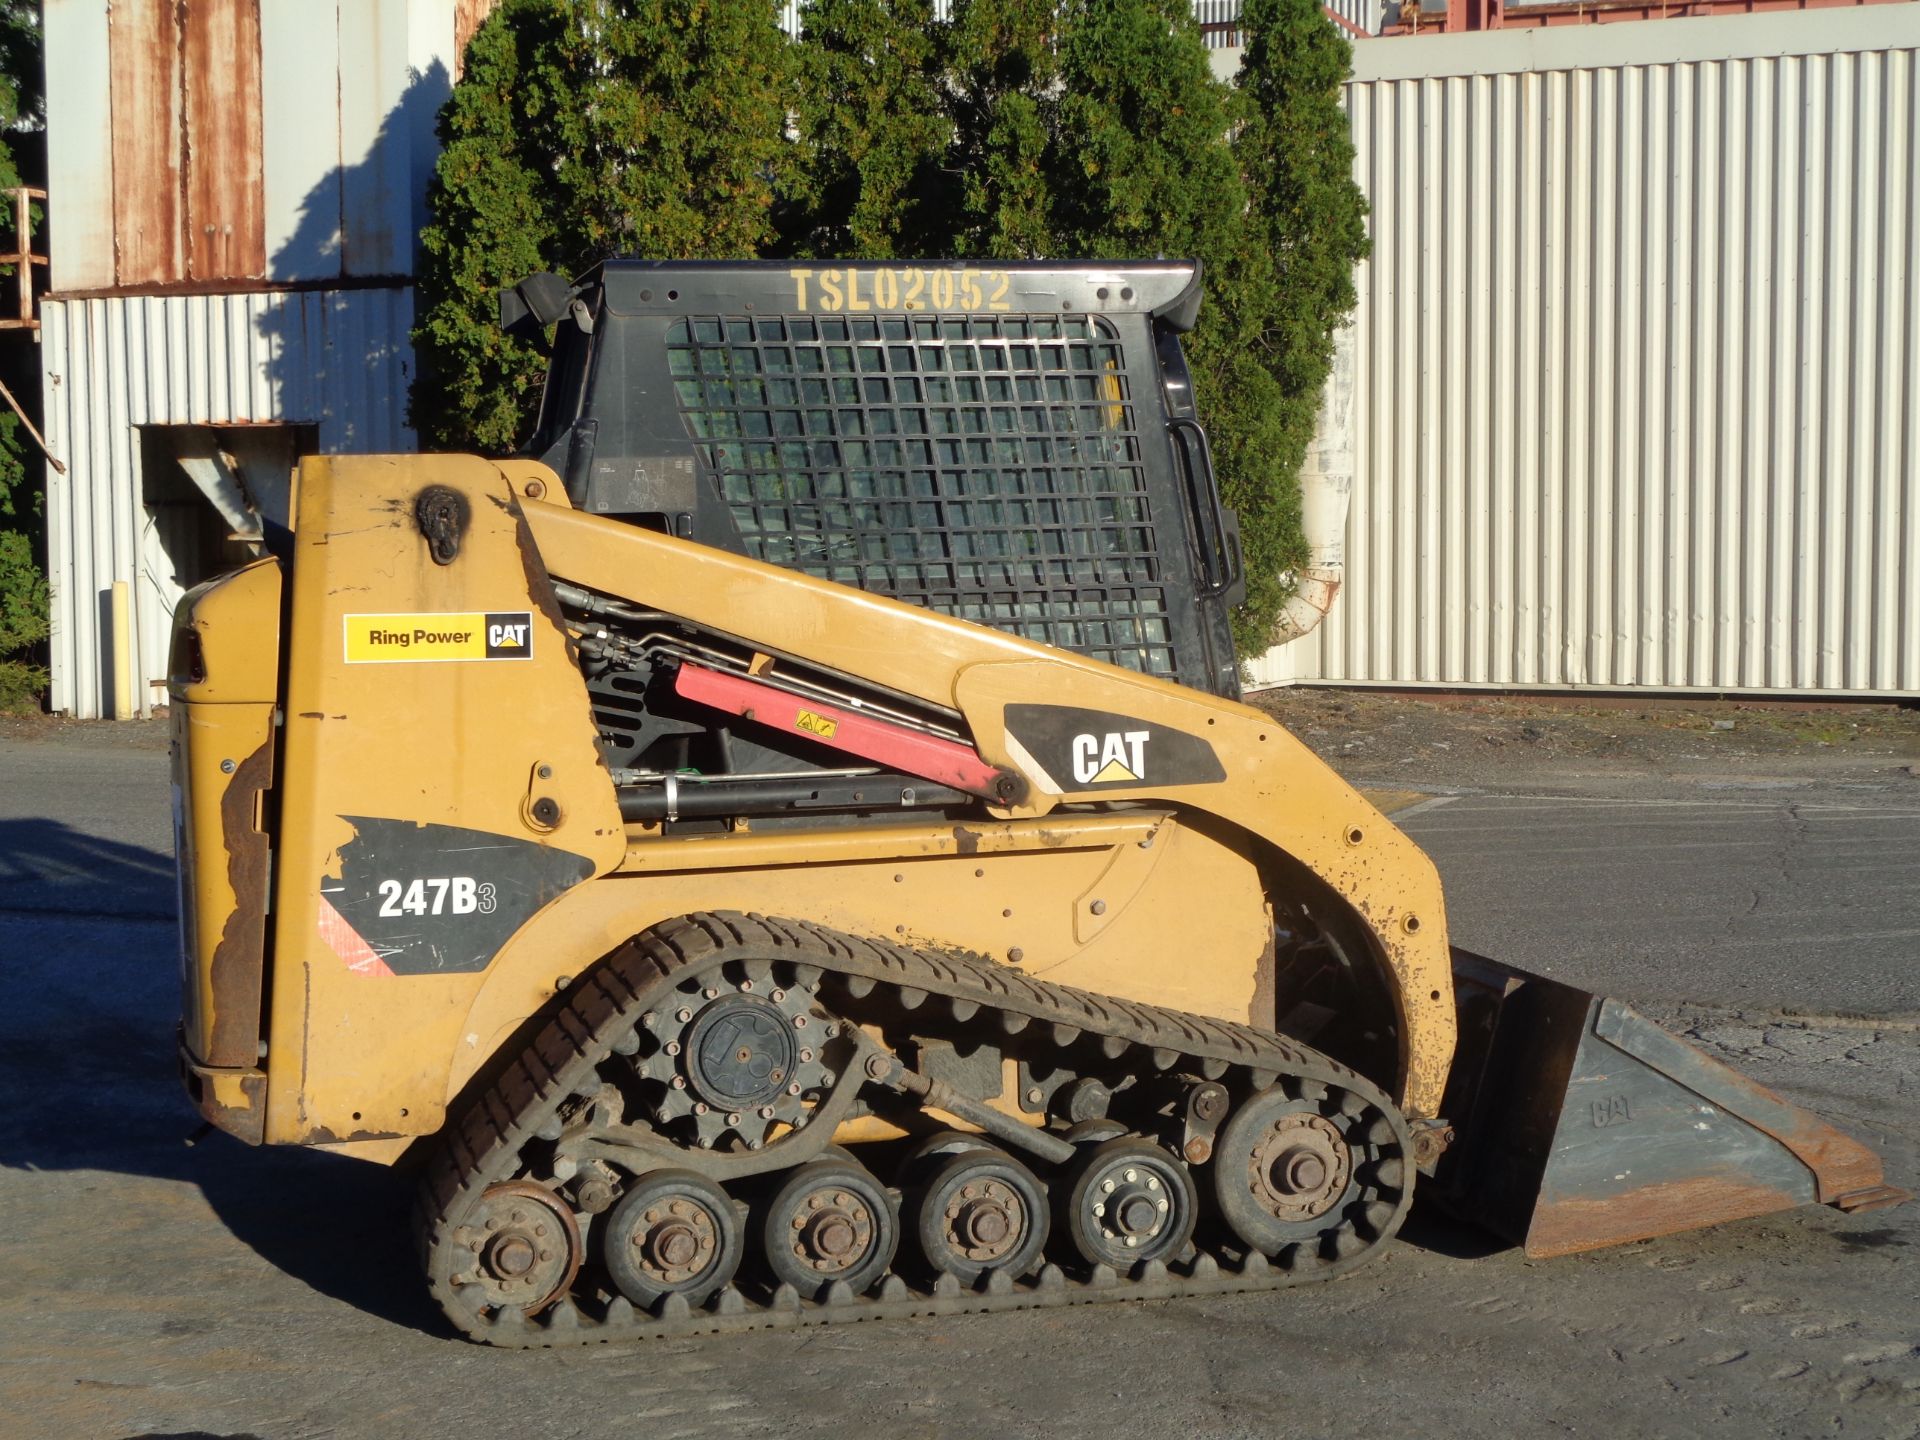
168;263;1905;1345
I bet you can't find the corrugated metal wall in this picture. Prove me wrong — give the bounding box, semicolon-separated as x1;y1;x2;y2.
41;289;417;718
1249;5;1920;694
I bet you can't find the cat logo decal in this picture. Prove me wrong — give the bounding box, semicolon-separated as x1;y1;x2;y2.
1072;730;1149;785
1003;705;1224;794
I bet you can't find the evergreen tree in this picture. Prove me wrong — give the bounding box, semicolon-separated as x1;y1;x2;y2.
1046;0;1243;261
1221;0;1369;651
411;0;798;452
415;0;1369;657
938;0;1061;257
0;0;44;712
780;0;948;258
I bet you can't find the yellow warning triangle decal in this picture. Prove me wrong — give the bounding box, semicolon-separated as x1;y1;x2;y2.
1091;759;1139;784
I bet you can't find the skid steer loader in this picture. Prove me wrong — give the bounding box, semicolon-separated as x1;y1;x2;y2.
168;262;1905;1345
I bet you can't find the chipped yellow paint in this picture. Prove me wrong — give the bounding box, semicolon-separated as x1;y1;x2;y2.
260;456;626;1146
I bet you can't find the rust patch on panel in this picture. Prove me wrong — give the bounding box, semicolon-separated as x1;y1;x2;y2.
178;1046;267;1146
184;0;267;281
300;1124;404;1146
1526;1173;1808;1259
105;0;265;286
108;0;185;285
454;0;504;78
205;739;273;1067
1249;920;1277;1030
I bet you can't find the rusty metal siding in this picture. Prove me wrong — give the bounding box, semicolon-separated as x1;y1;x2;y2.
454;0;500;69
49;2;465;292
1248;6;1920;695
104;0;268;286
41;288;418;718
184;0;268;281
108;0;186;287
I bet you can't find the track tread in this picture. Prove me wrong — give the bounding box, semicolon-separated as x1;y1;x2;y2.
418;909;1413;1347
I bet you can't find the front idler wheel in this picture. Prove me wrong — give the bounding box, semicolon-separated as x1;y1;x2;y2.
1061;1137;1197;1271
602;1169;743;1310
910;1146;1049;1286
1213;1083;1397;1260
761;1157;899;1299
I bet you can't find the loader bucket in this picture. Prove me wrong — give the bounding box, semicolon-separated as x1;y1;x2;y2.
1433;951;1909;1258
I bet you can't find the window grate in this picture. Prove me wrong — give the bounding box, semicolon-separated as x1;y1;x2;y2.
666;311;1176;678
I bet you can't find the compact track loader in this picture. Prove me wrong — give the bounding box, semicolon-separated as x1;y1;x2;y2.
169;264;1905;1346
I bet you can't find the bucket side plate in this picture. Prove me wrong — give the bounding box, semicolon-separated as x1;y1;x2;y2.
1438;951;1909;1259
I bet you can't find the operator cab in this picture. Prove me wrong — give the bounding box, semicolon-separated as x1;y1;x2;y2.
504;259;1245;700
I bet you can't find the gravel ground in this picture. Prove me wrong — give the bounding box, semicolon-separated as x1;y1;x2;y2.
1;694;1915;1440
1251;687;1920;792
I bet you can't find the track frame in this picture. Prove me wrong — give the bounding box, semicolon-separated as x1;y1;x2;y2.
418;911;1416;1347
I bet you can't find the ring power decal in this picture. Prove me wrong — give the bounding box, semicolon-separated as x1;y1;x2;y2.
1004;703;1226;792
343;612;534;663
317;817;594;976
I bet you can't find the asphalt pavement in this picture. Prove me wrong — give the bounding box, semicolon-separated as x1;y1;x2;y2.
1;726;1915;1439
1397;789;1920;1019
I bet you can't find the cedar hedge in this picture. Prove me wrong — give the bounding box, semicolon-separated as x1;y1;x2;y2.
412;0;1367;659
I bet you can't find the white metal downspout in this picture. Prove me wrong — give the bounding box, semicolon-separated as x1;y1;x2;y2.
1269;324;1355;646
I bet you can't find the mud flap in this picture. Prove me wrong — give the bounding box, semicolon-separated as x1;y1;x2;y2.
1434;950;1910;1258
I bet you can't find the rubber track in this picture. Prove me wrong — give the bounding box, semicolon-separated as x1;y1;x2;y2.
417;911;1414;1347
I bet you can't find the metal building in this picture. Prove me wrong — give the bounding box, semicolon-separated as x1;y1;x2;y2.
38;1;1920;712
1250;4;1920;695
39;0;495;718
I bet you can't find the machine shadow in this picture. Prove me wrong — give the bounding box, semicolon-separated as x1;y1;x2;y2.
1397;1200;1514;1260
0;819;451;1337
190;1138;451;1336
0;815;179;917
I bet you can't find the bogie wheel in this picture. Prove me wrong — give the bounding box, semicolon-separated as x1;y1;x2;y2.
910;1146;1050;1286
602;1169;744;1310
453;1179;583;1316
1211;1082;1407;1260
1061;1137;1198;1270
760;1157;900;1299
